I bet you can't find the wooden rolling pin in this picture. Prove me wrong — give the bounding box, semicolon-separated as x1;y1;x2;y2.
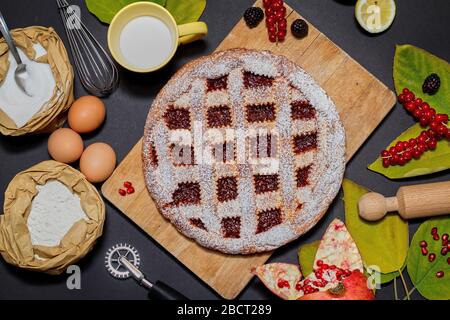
358;181;450;221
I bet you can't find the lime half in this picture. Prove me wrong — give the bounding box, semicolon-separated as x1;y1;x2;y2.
355;0;396;33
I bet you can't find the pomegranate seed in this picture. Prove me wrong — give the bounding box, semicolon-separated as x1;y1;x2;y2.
316;260;323;267
344;269;352;277
322;264;329;270
295;283;302;291
436;271;444;278
428;253;436;262
303;279;311;285
421;247;428;256
433;234;440;241
442;233;449;242
419;240;428;248
431;227;438;235
277;279;290;289
118;189;126;196
127;187;135;194
441;247;448;256
447;257;450;265
124;181;132;188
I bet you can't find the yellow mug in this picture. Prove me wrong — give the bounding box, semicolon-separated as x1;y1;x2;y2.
108;2;208;73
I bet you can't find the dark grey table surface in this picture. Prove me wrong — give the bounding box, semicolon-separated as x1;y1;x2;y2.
0;0;449;300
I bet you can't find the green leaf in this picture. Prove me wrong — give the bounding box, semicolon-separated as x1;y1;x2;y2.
366;266;404;285
407;217;450;300
343;179;409;273
369;45;450;179
85;0;166;24
166;0;206;24
297;240;320;276
394;45;450;115
369;124;450;179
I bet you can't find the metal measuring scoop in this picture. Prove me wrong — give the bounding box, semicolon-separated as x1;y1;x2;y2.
0;10;32;96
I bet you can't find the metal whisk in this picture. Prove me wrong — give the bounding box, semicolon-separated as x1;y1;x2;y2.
57;0;119;96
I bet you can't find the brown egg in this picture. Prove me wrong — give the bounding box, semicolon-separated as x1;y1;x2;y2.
48;128;84;164
68;96;106;133
80;143;116;183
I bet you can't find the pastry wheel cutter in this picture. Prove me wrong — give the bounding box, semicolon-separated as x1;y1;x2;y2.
105;243;188;300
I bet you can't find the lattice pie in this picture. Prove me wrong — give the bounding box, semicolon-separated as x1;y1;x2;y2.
143;49;345;254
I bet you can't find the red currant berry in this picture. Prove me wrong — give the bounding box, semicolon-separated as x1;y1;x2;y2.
404;101;416;112
446;131;450;140
268;25;276;34
279;19;287;29
404;93;414;102
272;2;281;10
437;125;448;136
427;139;437;150
398;156;406;166
395;142;404;152
381;150;390;157
404;150;412;160
421;102;430;111
409;138;417;146
265;7;274;16
266;16;276;26
430;121;440;132
414;98;423;106
435;114;449;123
418;135;427;144
413;109;423;119
382;158;390;167
392;154;400;164
413;149;421;159
263;0;272;7
418;142;427;153
427;129;437;138
402;88;410;94
269;34;277;42
398;94;405;103
389;146;397;155
275;11;284;21
420;117;429;126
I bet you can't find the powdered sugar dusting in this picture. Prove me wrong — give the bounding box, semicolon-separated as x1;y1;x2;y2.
142;49;345;254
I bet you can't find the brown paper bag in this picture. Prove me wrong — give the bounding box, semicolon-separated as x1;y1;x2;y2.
0;26;74;136
0;161;105;274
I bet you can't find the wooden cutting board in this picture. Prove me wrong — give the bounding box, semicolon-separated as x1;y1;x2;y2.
101;0;396;299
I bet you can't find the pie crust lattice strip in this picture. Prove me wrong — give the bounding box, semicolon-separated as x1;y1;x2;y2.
143;49;345;254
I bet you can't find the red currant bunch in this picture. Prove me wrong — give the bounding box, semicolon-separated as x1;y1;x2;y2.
263;0;287;43
381;88;450;168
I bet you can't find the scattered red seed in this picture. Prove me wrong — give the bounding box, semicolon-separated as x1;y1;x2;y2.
127;186;135;194
118;189;126;196
441;247;448;256
295;283;302;291
428;253;436;262
419;240;428;248
431;227;438;235
436;271;444;278
316;259;323;267
433;234;440;241
447;257;450;265
421;247;429;256
124;181;132;188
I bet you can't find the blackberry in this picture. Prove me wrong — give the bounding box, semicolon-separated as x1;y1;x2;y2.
244;7;264;28
291;19;309;38
422;73;441;95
